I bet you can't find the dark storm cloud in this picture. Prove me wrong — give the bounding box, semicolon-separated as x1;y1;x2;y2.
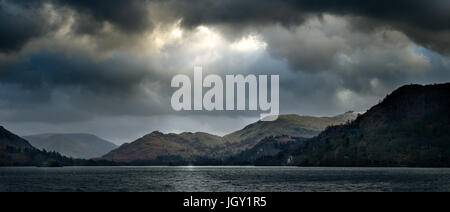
0;1;50;52
0;0;156;53
1;0;450;54
165;0;309;29
55;0;153;34
0;51;173;123
164;0;450;54
1;0;450;143
1;52;146;91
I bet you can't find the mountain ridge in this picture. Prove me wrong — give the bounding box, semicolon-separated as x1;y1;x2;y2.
102;112;359;164
3;83;450;167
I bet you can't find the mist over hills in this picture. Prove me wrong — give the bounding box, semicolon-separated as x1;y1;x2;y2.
24;133;117;159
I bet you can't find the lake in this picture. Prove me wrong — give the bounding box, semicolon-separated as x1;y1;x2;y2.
1;166;449;192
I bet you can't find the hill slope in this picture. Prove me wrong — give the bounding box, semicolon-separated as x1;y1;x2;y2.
0;126;34;151
0;127;71;166
272;83;450;167
0;126;36;166
226;136;307;165
24;133;117;159
102;112;359;164
102;132;227;164
223;112;360;150
0;126;116;166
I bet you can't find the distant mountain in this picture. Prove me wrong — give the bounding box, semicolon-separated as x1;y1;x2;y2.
24;133;117;159
102;112;359;164
266;83;450;167
0;126;113;166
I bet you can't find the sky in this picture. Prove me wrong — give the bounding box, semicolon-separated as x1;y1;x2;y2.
1;0;450;144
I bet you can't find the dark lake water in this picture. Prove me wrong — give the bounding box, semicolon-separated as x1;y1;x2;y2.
1;166;450;192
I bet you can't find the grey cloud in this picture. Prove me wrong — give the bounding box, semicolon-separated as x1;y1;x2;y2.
0;51;173;123
387;23;450;55
0;1;51;52
2;0;450;54
0;0;156;53
1;0;450;144
55;0;154;34
261;16;431;96
162;0;450;55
